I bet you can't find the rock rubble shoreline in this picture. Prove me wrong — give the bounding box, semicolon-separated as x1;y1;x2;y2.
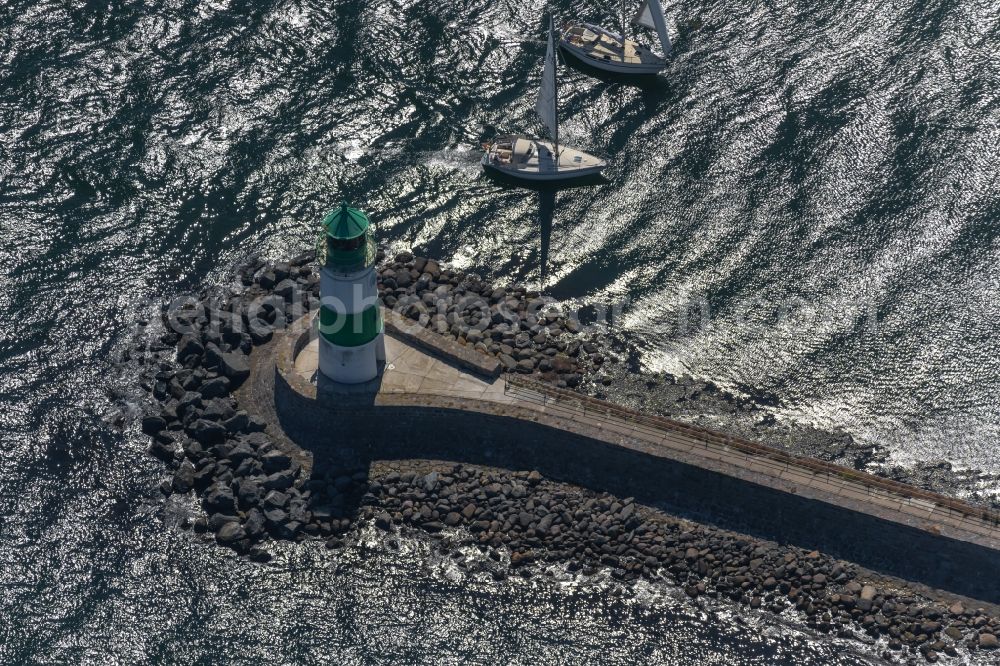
133;254;1000;663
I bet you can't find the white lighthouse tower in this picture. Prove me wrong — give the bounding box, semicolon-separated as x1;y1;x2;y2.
317;202;385;384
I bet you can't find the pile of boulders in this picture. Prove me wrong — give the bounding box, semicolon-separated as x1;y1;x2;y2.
139;253;321;561
365;463;1000;662
133;253;1000;662
376;251;605;388
135;251;609;561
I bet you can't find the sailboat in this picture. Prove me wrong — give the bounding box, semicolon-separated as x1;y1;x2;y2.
559;0;672;75
481;18;608;183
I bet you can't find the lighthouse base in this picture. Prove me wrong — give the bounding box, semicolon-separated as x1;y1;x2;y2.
318;332;384;384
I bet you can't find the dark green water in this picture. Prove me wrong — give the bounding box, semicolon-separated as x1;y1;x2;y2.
1;0;998;662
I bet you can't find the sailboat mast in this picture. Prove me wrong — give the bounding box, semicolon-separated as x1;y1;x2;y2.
622;0;627;44
551;18;559;168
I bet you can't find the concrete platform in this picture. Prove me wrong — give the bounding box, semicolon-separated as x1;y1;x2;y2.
288;320;1000;554
238;310;1000;602
293;336;509;404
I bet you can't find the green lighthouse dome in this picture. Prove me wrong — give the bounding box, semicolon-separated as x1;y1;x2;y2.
322;201;370;239
317;202;376;271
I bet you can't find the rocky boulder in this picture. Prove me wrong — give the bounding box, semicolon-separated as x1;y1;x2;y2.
263;508;289;528
215;521;246;547
274;279;296;302
261;450;292;473
148;439;175;462
204;485;237;514
375;512;392;530
243;508;266;540
222;412;251;434
220;352;250;387
177;335;204;362
198;377;230;399
263;490;289;509
228;441;256;464
190;419;226;444
263;470;295;490
172;461;196;493
141;415;166;435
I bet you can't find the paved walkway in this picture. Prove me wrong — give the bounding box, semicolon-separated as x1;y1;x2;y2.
292;331;1000;555
295;336;511;403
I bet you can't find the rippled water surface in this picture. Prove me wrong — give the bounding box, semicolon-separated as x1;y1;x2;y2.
2;0;999;662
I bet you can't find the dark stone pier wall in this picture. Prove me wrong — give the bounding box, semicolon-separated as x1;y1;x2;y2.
273;367;1000;604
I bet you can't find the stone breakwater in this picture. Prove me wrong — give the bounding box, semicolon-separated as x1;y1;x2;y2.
375;251;603;386
138;252;606;558
233;249;605;385
135;255;1000;663
366;461;1000;663
604;368;1000;507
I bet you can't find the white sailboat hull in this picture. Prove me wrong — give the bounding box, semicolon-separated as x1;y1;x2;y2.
482;21;607;185
482;136;607;182
559;23;667;75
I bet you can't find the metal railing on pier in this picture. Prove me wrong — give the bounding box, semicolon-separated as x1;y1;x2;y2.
501;373;1000;535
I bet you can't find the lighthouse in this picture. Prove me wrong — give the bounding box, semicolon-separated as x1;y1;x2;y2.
317;202;385;384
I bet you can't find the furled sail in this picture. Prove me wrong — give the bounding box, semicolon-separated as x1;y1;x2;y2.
633;0;672;56
534;19;558;140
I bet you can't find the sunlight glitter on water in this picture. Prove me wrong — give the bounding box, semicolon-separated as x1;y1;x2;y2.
2;0;1000;661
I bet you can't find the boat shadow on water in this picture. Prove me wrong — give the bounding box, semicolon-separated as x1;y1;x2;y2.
479;165;610;192
560;48;675;121
476;170;563;284
538;188;554;285
559;46;668;90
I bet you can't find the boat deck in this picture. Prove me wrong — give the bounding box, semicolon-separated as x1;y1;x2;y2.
563;24;663;65
486;136;604;175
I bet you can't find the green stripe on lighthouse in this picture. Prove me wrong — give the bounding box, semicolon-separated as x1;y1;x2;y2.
319;304;383;347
